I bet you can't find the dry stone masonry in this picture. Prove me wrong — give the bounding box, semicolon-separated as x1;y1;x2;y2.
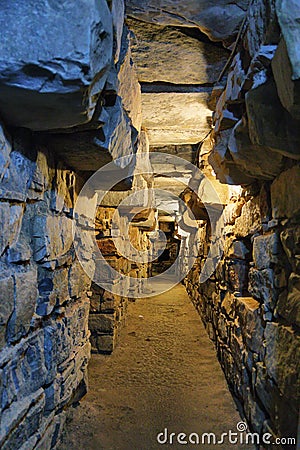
0;0;299;449
182;0;300;445
0;1;149;448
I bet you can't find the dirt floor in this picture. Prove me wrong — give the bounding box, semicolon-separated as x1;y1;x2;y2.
59;282;255;450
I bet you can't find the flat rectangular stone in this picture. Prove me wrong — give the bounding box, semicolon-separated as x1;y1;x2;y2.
141;92;212;145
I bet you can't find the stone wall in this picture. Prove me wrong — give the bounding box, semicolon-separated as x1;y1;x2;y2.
0;125;92;449
89;205;152;353
184;0;300;445
185;175;300;443
0;0;146;448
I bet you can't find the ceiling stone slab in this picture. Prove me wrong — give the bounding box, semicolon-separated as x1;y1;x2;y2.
127;19;229;84
0;0;113;131
125;0;250;42
142;92;212;145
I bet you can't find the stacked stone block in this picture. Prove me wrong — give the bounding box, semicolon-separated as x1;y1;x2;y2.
185;177;300;444
184;0;300;445
89;206;152;353
0;126;92;449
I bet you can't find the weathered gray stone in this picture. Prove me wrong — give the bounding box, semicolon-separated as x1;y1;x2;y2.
246;80;300;158
38;130;113;172
243;388;266;434
225;260;248;295
272;38;300;120
89;313;115;334
34;412;67;450
227;240;250;260
141;91;212;145
118;29;142;131
271;165;300;219
0;0;114;130
126;0;249;42
7;239;32;264
214;53;246;113
32;205;73;263
111;0;125;63
275;273;300;327
264;322;300;400
275;0;300;80
280;226;300;273
0;149;34;202
0;122;11;178
255;362;299;441
91;333;116;353
0;203;23;256
248;268;278;312
244;0;279;58
96;97;135;166
127;18;228;84
243;45;277;91
235;297;264;352
0;276;14;349
49;163;75;214
228;119;284;180
37;267;69;317
234;197;262;238
253;233;282;270
68;260;91;299
209;130;258;185
1;330;47;410
7;267;38;342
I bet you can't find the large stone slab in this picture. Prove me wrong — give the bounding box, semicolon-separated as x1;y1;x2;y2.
276;273;300;328
228;120;284;180
272;38;300;120
141;91;212;145
39;97;135;171
127;18;228;84
111;0;125;63
275;0;300;80
271;165;300;219
0;0;113;130
125;0;249;42
246;80;300;158
117;29;142;131
264;322;300;400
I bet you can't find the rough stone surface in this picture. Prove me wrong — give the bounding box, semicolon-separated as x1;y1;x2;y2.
0;0;113;130
272;38;300;120
264;322;300;400
126;0;250;42
253;233;281;270
275;273;300;327
0;134;92;449
184;180;300;445
280;226;300;273
128;18;229;84
228;119;284;180
246;80;300;158
61;283;251;450
275;0;300;80
117;29;142;131
141;92;212;145
271;165;300;219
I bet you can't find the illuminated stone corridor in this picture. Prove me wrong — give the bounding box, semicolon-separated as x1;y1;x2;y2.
0;1;299;449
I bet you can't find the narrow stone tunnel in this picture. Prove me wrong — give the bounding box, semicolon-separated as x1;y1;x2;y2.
0;1;299;449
